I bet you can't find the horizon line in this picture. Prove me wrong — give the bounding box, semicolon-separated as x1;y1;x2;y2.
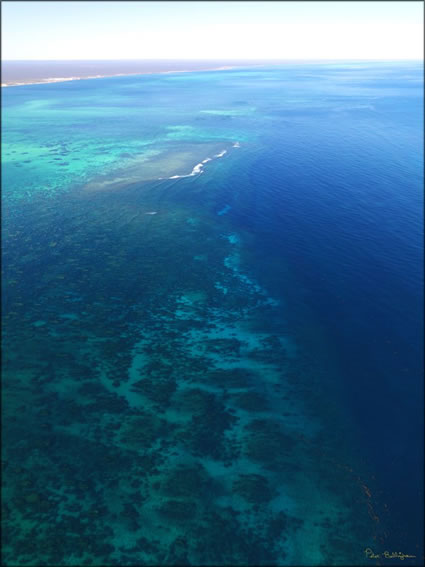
3;57;424;62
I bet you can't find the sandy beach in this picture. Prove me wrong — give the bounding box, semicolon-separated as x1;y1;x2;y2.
1;60;267;87
1;68;239;87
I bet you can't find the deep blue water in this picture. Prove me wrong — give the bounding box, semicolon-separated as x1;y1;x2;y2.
2;61;423;565
236;95;424;551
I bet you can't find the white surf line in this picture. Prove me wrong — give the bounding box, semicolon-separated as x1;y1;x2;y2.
159;161;205;180
158;147;231;180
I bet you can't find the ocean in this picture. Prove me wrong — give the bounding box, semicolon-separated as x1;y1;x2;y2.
2;61;423;565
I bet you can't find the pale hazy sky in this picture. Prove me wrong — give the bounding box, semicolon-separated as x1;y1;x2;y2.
2;1;423;60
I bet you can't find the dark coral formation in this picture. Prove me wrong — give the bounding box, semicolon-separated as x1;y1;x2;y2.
2;178;379;566
234;390;269;411
206;337;242;355
207;367;256;388
157;499;197;523
244;419;296;469
120;413;167;449
176;387;218;415
131;375;177;406
161;463;212;499
181;394;238;459
189;508;279;565
232;473;275;504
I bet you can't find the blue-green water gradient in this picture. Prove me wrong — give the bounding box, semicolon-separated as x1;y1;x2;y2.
2;62;423;565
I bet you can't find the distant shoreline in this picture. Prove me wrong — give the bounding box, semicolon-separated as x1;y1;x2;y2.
3;59;417;87
1;65;245;87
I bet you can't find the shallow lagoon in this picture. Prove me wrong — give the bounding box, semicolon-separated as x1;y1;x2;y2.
2;62;423;565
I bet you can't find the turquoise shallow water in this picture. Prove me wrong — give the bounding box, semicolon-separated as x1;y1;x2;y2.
2;63;423;565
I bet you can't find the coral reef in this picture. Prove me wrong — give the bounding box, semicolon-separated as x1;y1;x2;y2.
131;375;177;406
207;367;256;388
234;390;269;411
180;394;238;459
161;463;212;499
232;473;275;504
2;169;379;566
120;413;167;449
244;419;296;469
157;499;197;523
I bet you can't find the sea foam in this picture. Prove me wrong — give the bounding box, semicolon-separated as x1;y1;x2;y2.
165;148;227;179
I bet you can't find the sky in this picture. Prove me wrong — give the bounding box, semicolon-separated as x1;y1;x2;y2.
2;1;423;61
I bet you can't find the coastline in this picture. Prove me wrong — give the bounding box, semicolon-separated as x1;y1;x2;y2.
1;65;239;87
3;60;419;87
